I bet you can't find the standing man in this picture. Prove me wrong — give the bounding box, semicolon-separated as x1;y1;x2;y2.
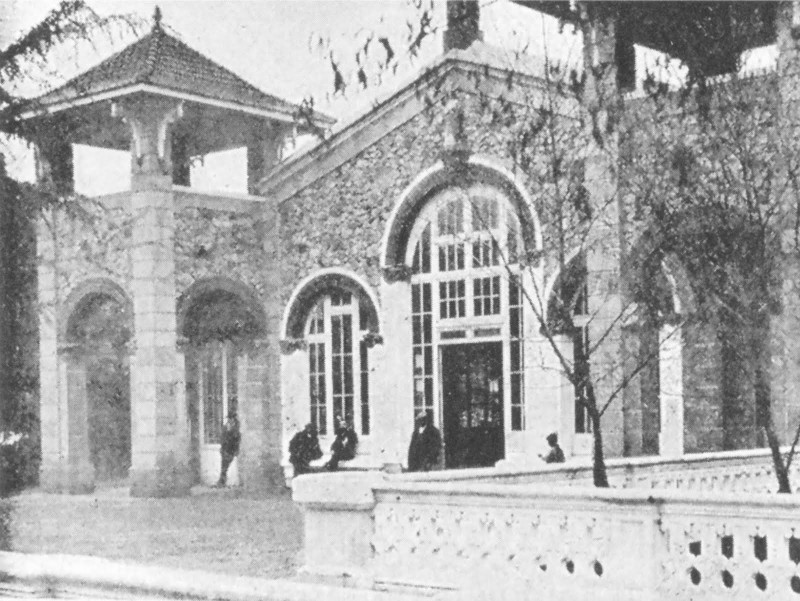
407;411;442;472
217;410;241;486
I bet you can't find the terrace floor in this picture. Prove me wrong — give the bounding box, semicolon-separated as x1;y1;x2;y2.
0;483;303;580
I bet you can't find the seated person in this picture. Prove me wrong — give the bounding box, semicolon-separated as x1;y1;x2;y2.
289;423;323;476
326;415;358;471
539;432;565;464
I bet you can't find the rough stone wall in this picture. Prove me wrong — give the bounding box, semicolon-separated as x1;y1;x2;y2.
619;74;788;454
174;207;268;301
278;89;584;305
682;322;723;453
47;201;132;305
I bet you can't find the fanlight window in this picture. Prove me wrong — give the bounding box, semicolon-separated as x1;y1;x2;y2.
306;291;370;437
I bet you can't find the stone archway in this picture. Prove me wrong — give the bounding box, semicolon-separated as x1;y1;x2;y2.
178;277;267;486
63;280;133;484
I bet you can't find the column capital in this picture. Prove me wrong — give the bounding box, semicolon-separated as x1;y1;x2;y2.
280;338;307;355
112;98;184;179
361;332;384;348
382;264;412;284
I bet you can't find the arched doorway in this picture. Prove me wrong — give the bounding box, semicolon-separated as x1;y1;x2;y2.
64;287;132;482
403;182;527;468
180;280;266;486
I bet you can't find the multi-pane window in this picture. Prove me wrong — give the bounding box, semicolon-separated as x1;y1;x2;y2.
408;184;526;430
509;275;524;431
473;276;501;316
200;342;237;444
572;271;592;434
412;282;434;421
306;293;370;437
439;279;466;319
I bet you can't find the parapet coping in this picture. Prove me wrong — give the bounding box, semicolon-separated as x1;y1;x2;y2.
0;551;426;601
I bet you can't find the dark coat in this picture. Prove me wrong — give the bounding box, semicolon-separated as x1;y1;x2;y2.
544;444;565;464
330;426;358;462
221;418;241;457
407;424;442;472
289;430;323;473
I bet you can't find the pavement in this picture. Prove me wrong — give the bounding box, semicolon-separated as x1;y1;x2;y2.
0;484;303;580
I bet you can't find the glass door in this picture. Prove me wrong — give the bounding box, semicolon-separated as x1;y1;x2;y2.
441;342;504;468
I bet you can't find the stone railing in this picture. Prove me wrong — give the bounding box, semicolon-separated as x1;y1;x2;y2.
401;447;800;494
294;471;800;600
294;448;800;599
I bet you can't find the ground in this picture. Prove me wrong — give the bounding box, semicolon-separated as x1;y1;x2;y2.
0;484;303;579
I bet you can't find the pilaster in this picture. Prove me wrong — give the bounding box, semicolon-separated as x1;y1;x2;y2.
378;278;413;470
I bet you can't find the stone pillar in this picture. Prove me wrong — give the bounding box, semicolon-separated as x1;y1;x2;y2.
280;340;309;482
773;4;800;444
584;150;624;458
379;273;413;470
659;323;684;457
63;347;94;493
621;320;643;457
238;341;274;489
117;98;191;497
40;344;94;494
34;135;74;197
769;240;800;444
37;211;64;491
247;122;288;195
251;197;285;488
580;11;624;458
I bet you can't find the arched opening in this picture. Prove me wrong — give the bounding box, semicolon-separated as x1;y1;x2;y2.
632;207;775;453
403;181;528;469
283;270;379;447
546;253;591;439
180;280;266;486
65;289;132;482
631;254;686;456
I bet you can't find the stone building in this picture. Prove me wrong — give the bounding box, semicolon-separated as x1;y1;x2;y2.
28;2;800;495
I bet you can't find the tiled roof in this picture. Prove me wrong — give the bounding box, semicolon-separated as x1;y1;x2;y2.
32;21;303;119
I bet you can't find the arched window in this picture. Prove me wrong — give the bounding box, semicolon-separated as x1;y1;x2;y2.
305;290;370;437
406;183;524;468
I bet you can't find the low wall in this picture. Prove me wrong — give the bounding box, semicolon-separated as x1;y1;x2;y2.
402;446;800;493
293;449;800;599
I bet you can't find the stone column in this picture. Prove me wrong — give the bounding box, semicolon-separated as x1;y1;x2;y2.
280;340;309;482
773;5;800;445
247;122;289;195
379;272;413;470
584;149;624;458
238;340;275;488
37;211;64;491
117;98;191;497
524;335;562;463
63;346;94;493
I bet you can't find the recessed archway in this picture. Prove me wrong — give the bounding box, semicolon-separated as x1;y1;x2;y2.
178;277;267;486
63;279;133;482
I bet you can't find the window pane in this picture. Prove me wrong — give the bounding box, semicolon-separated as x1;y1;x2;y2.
360;341;370;436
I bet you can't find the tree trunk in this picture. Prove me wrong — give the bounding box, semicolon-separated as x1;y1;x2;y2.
764;418;792;493
586;383;609;487
751;307;791;493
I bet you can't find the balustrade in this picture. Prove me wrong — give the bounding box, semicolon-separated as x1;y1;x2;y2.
294;448;800;600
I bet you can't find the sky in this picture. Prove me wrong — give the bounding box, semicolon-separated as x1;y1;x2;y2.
3;0;579;193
